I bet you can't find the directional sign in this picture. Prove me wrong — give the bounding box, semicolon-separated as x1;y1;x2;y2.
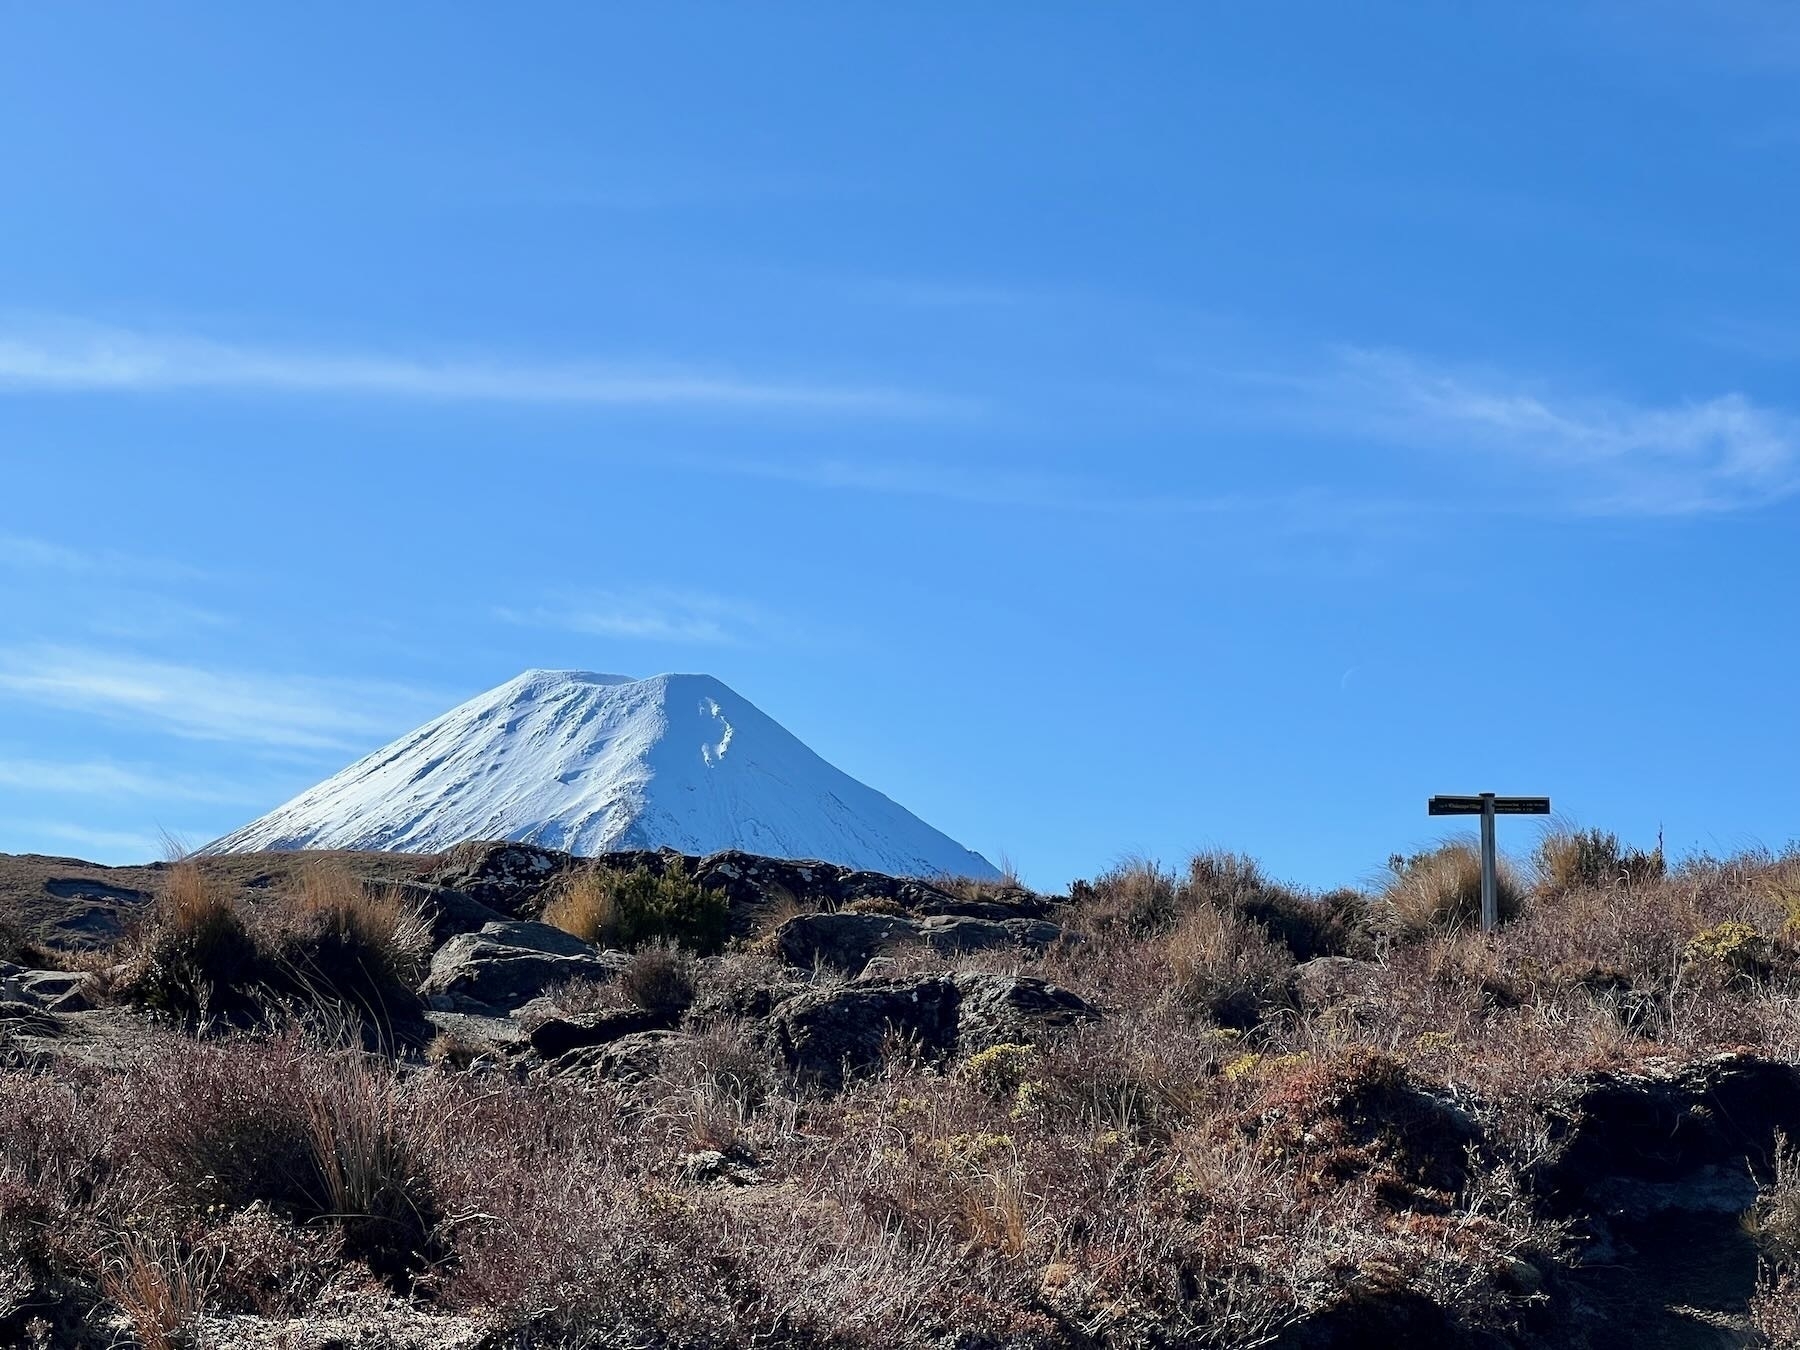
1426;791;1551;931
1429;795;1551;817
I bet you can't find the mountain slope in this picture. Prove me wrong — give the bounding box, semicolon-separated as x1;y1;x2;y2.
201;670;999;879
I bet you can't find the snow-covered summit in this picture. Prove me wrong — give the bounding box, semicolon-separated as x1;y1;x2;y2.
201;669;1000;879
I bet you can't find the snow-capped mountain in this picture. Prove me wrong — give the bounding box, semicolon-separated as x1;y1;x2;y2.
202;669;1000;879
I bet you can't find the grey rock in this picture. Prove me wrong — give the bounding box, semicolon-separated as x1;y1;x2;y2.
471;920;596;958
769;976;963;1088
427;840;575;917
385;880;509;948
919;915;1067;956
1292;956;1383;1013
547;1029;682;1083
423;1009;527;1058
527;1007;668;1059
950;972;1102;1053
419;923;626;1015
772;911;1068;976
22;971;91;1013
769;972;1100;1089
772;911;918;974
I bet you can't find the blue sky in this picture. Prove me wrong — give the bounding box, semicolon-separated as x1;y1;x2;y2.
4;3;1800;889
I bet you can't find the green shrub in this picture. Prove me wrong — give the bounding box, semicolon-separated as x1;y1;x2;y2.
958;1043;1038;1100
545;865;729;954
1684;920;1774;980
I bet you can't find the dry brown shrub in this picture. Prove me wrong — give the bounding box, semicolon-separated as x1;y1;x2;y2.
204;1203;340;1316
1750;1134;1800;1346
618;941;699;1018
111;1034;441;1287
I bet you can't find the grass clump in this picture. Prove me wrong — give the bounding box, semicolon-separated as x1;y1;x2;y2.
544;864;729;954
616;940;699;1018
126;863;263;1021
119;863;430;1033
1383;841;1526;935
1165;903;1295;1029
117;1035;443;1287
99;1236;216;1350
1537;825;1664;892
270;866;431;1020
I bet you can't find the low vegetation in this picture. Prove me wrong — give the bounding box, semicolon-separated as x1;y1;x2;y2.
115;863;429;1032
10;827;1800;1346
542;862;730;953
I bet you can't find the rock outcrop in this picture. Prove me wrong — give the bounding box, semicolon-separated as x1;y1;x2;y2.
419;920;626;1015
768;972;1100;1088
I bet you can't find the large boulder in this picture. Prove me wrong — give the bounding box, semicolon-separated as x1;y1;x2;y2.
768;977;963;1088
0;965;90;1013
768;972;1100;1089
771;912;918;974
771;912;1068;976
543;1029;683;1083
527;1007;670;1059
949;972;1102;1053
385;881;509;948
1533;1052;1800;1220
920;915;1066;956
425;842;575;917
419;843;1058;938
419;921;626;1014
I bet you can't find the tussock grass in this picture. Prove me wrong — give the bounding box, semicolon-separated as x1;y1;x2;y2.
99;1236;216;1350
1383;840;1526;934
292;866;431;984
273;865;431;1020
1164;902;1294;1028
542;867;619;945
126;862;261;1020
1536;823;1665;893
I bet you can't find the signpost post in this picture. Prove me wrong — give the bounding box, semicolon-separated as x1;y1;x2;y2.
1426;793;1551;932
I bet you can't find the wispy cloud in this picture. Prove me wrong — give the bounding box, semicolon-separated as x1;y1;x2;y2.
0;531;206;584
1260;348;1800;515
497;589;767;645
0;320;951;416
717;451;1426;532
0;757;258;804
0;646;440;752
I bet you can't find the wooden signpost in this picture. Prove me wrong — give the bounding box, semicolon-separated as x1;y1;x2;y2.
1426;793;1551;932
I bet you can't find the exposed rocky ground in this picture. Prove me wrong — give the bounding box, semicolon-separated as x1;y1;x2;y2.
3;834;1800;1347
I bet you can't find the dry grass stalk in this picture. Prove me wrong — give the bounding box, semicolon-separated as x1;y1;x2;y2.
99;1235;215;1350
